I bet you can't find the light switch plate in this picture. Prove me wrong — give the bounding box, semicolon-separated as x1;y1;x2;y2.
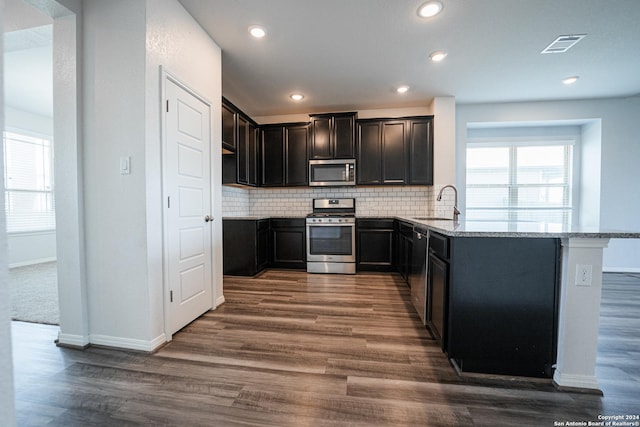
120;156;131;175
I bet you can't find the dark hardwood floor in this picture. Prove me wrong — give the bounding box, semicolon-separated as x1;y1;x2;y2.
11;271;640;426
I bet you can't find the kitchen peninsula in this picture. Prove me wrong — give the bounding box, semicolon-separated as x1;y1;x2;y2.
406;217;640;393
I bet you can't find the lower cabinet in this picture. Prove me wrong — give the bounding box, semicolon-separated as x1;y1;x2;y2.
427;231;449;349
223;219;270;276
446;236;560;378
395;220;413;282
270;218;306;269
356;219;394;271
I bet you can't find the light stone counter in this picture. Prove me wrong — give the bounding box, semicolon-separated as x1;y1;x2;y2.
398;216;640;239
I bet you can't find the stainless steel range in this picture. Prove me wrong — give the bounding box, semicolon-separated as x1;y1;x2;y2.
306;198;356;274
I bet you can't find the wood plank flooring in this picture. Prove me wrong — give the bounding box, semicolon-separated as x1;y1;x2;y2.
11;271;640;426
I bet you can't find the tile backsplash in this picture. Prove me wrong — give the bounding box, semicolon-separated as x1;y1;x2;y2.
222;185;458;219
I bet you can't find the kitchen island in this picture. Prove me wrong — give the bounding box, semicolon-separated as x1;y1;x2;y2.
403;217;640;393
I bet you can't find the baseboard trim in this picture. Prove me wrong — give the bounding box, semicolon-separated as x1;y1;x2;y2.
603;267;640;273
90;333;168;353
552;371;602;394
9;257;57;269
215;294;226;308
57;332;89;349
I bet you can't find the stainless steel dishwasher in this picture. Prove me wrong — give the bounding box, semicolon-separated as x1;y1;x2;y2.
410;226;429;325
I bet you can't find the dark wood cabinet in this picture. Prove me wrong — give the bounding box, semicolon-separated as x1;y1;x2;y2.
261;123;309;187
237;115;259;186
310;113;356;159
410;226;429;325
223;219;270;276
407;118;434;185
356;121;382;184
222;98;259;186
261;126;285;186
356;219;394;271
222;102;236;152
395;220;413;282
356;116;433;185
285;125;309;185
382;121;406;184
427;231;450;349
446;236;560;378
270;218;306;269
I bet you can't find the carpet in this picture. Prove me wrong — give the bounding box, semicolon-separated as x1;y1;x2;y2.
9;261;59;325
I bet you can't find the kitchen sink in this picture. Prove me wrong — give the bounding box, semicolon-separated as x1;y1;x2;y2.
412;217;453;221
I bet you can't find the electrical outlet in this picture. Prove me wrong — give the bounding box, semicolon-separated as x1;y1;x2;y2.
575;264;593;287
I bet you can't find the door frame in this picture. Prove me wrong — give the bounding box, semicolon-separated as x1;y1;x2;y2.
160;67;215;340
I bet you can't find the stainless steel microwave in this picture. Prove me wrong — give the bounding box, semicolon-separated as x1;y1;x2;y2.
308;159;356;186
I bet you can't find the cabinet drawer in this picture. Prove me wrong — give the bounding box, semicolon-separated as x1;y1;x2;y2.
429;231;449;260
270;218;305;229
357;218;394;230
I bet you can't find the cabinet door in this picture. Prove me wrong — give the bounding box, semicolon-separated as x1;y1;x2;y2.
357;121;382;184
221;103;236;151
256;220;270;271
248;124;259;186
381;121;406;184
310;116;332;159
357;229;394;271
407;117;433;185
285;125;309;186
236;115;249;184
428;253;448;350
271;219;306;269
333;114;355;158
261;127;284;186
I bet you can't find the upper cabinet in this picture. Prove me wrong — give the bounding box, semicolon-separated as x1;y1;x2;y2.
261;123;309;187
222;98;260;186
356;116;433;186
221;100;236;152
309;113;356;159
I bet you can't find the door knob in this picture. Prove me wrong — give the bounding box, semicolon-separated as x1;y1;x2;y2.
204;215;212;222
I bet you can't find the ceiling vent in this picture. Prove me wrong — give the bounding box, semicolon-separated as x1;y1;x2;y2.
541;34;586;54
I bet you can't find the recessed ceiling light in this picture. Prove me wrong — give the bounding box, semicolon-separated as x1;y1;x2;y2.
562;76;579;85
429;51;448;62
417;1;443;18
397;86;410;94
248;25;266;38
290;93;304;101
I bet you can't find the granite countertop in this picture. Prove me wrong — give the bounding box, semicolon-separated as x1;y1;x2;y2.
400;216;640;239
222;215;640;239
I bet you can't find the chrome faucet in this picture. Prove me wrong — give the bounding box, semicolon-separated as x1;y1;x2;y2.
436;185;461;222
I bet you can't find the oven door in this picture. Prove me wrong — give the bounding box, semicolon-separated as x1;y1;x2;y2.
306;222;355;263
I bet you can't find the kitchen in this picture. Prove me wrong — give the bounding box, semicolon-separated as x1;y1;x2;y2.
3;0;640;425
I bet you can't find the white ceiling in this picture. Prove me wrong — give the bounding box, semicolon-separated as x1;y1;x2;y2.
178;0;640;117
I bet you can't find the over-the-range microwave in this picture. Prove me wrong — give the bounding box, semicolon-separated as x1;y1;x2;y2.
308;159;356;186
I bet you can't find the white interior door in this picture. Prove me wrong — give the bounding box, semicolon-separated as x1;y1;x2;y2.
164;76;213;335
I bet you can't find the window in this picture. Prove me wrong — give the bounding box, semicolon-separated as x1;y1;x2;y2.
466;142;573;226
3;131;55;233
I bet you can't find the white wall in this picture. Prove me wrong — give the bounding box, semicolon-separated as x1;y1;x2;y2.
456;96;640;271
83;0;149;345
145;0;223;336
8;230;56;267
81;0;222;350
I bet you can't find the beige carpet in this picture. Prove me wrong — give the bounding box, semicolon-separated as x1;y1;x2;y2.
9;261;59;325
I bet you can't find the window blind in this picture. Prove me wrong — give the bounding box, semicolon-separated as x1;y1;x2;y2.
466;143;573;226
3;131;56;233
